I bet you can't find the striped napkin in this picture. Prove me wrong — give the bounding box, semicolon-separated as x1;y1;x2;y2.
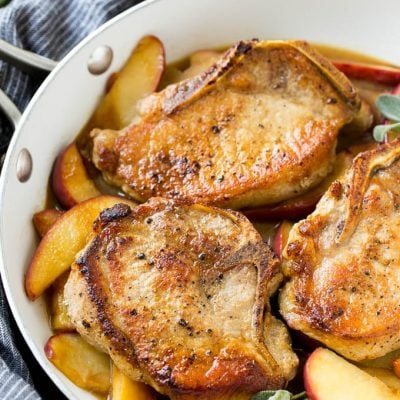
0;1;141;398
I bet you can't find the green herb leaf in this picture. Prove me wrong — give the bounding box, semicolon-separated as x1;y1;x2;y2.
373;94;400;142
251;390;292;400
373;122;400;142
376;94;400;121
251;389;309;400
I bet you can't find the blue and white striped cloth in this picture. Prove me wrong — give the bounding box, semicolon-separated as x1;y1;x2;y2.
0;1;141;398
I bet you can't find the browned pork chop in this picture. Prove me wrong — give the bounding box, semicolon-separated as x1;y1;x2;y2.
65;198;298;399
280;138;400;361
91;40;360;209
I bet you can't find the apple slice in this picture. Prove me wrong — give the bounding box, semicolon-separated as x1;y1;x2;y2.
243;189;320;221
45;333;110;394
272;220;294;259
392;83;400;95
190;49;222;66
244;151;353;221
304;348;399;400
393;359;400;379
181;49;222;80
52;142;100;209
333;61;400;85
33;209;64;237
25;195;136;300
93;35;165;129
50;272;75;332
360;367;400;394
357;349;400;370
111;365;157;400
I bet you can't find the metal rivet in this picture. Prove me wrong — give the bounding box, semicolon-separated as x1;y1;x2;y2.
16;148;32;182
87;45;113;75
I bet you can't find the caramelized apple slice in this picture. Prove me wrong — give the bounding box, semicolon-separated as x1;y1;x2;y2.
244;151;353;221
360;367;400;394
333;61;400;85
111;365;157;400
393;359;400;379
243;194;319;221
25;195;136;300
33;209;64;237
181;49;222;80
272;220;294;259
392;83;400;95
52;142;101;209
304;348;399;399
93;35;165;129
45;333;110;394
357;349;400;370
50;272;75;332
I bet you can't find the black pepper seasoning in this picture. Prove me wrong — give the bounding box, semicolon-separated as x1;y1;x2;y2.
178;318;188;327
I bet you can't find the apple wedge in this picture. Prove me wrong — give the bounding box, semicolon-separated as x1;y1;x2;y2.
50;271;75;332
304;348;399;400
392;83;400;95
93;35;165;129
394;359;400;379
25;195;136;300
243;189;321;221
33;208;64;237
360;367;400;394
272;220;294;259
244;151;353;221
52;142;100;209
111;365;157;400
359;350;400;383
357;349;400;370
333;61;400;85
45;333;110;394
181;49;222;80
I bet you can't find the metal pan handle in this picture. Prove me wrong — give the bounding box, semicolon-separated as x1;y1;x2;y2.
0;40;57;170
0;39;57;79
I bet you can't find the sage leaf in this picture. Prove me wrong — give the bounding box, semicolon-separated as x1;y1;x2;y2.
251;390;308;400
376;94;400;121
373;122;400;142
251;390;292;400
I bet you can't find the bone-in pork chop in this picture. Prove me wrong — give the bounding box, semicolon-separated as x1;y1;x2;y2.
65;198;298;399
280;138;400;361
91;40;360;209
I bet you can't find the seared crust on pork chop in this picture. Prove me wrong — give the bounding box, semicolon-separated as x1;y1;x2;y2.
65;198;298;399
280;138;400;361
91;40;360;209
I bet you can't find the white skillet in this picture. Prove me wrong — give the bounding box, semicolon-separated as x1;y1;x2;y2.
0;0;400;398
